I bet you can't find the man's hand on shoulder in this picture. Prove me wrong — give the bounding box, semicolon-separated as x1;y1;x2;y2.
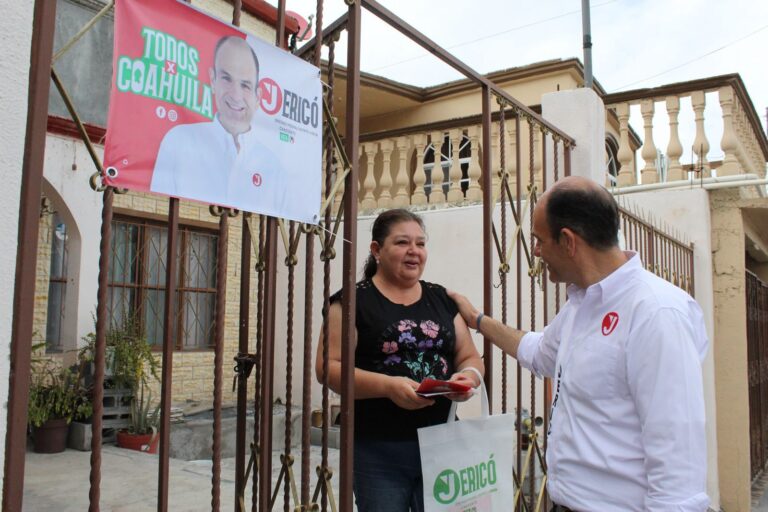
447;289;481;329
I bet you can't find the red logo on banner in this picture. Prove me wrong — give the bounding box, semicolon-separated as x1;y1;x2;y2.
252;173;262;187
259;78;282;115
164;60;177;75
601;312;619;336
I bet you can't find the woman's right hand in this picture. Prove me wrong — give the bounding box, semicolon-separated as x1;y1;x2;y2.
386;376;434;410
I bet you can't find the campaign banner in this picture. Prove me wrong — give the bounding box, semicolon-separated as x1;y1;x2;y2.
104;0;322;224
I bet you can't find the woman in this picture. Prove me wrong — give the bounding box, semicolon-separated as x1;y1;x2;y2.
316;208;484;512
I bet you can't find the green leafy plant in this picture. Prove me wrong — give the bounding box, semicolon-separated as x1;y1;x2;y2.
81;315;160;436
28;343;92;428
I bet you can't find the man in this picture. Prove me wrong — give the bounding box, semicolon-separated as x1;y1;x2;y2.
151;36;285;215
449;176;709;511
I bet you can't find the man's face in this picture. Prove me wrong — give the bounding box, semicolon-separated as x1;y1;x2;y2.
532;198;571;283
210;40;259;136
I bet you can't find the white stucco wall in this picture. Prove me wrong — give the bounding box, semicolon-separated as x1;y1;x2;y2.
0;0;35;484
619;188;720;509
42;135;105;351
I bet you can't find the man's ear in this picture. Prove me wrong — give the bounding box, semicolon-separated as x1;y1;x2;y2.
559;228;578;257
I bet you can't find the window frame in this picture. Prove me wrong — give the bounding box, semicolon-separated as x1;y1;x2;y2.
109;213;219;351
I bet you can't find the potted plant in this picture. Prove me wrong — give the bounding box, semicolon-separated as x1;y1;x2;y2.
98;316;161;453
28;343;92;453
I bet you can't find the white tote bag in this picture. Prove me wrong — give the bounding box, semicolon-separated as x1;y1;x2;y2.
418;382;516;512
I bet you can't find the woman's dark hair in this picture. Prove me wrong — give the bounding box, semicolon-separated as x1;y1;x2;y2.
545;185;619;250
363;209;425;280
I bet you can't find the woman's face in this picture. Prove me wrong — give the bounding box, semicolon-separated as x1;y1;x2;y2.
372;220;427;284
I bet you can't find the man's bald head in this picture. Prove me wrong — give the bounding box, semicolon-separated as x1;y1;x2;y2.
540;176;620;250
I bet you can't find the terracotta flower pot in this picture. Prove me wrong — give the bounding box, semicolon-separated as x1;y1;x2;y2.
116;430;159;454
32;418;69;454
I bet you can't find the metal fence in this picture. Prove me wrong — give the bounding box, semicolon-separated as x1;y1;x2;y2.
3;1;698;511
748;270;768;480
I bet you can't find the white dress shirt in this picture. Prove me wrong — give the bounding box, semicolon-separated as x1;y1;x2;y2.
517;252;709;511
151;116;287;216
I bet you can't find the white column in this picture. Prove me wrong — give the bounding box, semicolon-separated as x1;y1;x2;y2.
691;90;711;177
615;103;635;186
466;126;482;201
361;143;378;210
640;99;659;184
447;129;463;203
430;131;445;204
665;96;685;181
541;88;606;184
378;139;394;208
411;134;428;205
392;136;410;207
718;86;740;176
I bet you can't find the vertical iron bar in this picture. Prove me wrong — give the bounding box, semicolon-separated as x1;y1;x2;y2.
89;188;114;512
541;131;550;477
236;214;251;512
252;216;265;512
284;224;296;512
158;197;179;512
228;2;249;509
564;144;572;177
2;1;57;509
259;4;287;509
528;120;536;510
340;2;361;509
212;214;229;512
514;114;523;512
481;86;493;410
689;244;695;297
499;102;508;415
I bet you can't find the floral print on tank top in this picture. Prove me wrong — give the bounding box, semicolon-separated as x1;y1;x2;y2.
376;318;451;381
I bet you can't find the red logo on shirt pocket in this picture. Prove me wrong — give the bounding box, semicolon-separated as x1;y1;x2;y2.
601;312;619;336
252;173;262;187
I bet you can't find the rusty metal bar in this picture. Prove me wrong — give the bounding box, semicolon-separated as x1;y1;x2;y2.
499;103;508;415
340;2;362;509
2;1;57;510
158;197;179;512
527;119;536;510
258;4;287;509
212;214;229;512
252;215;265;512
88;187;113;512
541;131;551;483
514;114;523;512
236;214;251;512
360;0;574;145
564;144;571;177
481;85;493;410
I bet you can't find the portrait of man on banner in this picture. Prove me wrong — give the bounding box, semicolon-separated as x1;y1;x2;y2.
103;0;321;224
150;36;285;213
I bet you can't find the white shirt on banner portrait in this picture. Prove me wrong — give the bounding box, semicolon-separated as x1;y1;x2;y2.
516;251;709;512
150;116;287;216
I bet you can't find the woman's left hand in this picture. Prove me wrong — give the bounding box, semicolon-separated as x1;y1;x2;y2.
446;371;479;402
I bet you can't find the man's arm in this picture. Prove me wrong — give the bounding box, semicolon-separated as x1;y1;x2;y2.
627;307;709;511
447;290;528;358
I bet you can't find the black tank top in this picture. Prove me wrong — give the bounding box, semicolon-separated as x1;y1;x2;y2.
330;279;459;441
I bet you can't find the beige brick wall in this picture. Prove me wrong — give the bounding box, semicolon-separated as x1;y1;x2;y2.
32;208;53;349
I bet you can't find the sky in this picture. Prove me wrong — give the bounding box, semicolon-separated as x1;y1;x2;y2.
278;0;768;164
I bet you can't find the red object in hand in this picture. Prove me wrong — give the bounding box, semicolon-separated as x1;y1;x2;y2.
416;378;471;397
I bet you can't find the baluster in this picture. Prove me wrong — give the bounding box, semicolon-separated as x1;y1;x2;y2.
378;139;394;208
393;136;410;207
640;99;659;184
507;120;518;195
430;131;445;204
665;96;684;181
533;127;543;191
412;134;428;205
447;128;463;202
718;86;740;176
691;91;711;177
490;123;501;203
616;103;635;186
466;126;482;201
361;143;378;210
